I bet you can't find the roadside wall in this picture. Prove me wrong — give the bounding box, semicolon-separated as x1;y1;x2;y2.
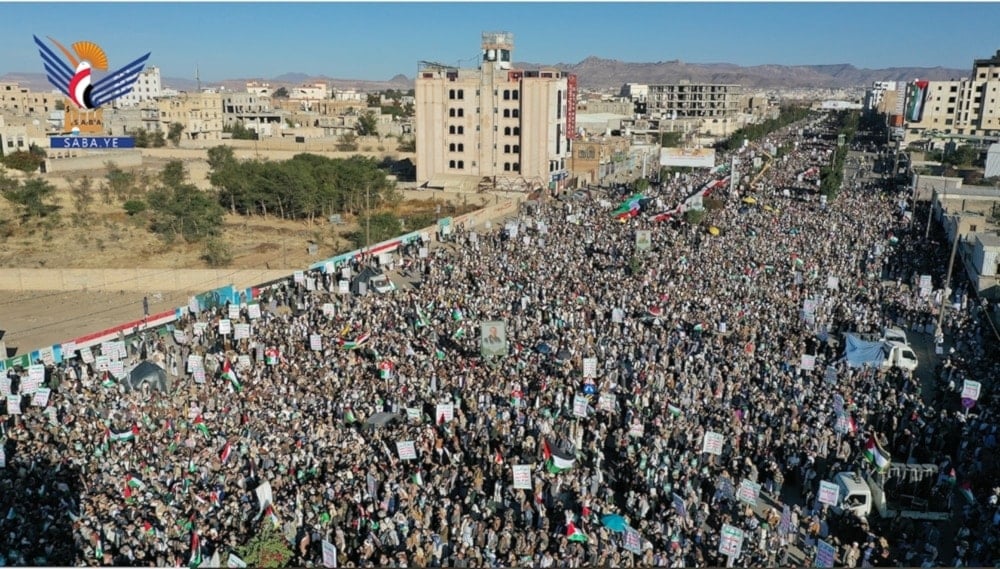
0;269;289;293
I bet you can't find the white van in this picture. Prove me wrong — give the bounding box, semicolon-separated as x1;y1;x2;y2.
882;327;909;346
880;341;918;372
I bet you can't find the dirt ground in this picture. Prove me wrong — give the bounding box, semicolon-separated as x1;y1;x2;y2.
0;146;488;358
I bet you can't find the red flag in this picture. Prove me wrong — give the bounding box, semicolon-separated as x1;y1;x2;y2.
495;449;503;464
542;439;552;461
220;442;232;464
438;414;445;426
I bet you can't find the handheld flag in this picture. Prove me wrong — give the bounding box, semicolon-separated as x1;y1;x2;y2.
863;434;891;471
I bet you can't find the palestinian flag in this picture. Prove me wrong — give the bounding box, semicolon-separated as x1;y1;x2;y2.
566;521;588;543
189;531;203;568
543;439;576;474
452;308;463;322
101;373;116;388
123;485;136;504
126;474;145;490
378;361;394;379
451;327;466;340
210;490;222;508
142;521;155;538
111;427;137;443
95;538;104;559
100;428;111;453
220;441;232;464
265;505;279;528
221;359;242;393
435;348;446;360
412;472;423;486
863;434;891;471
344;408;356;423
342;333;370;350
959;481;975;504
193;415;211;438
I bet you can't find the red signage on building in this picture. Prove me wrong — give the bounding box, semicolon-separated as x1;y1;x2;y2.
566;74;578;141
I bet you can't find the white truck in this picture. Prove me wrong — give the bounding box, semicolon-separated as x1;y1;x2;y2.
832;465;950;521
879;341;918;372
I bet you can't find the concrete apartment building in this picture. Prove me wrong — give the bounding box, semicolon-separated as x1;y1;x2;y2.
156;92;223;141
896;49;1000;144
569;136;630;186
645;81;743;119
113;66;163;108
415;32;574;192
0;82;60;115
222;92;283;136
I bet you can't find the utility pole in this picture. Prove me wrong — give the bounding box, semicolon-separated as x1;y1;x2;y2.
936;214;961;343
925;188;940;240
365;183;371;251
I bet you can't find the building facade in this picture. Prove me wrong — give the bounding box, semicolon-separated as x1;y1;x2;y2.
0;82;60;116
646;81;742;119
156;93;223;141
415;32;573;192
113;66;163;108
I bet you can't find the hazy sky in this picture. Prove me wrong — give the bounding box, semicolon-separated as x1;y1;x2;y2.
3;2;998;81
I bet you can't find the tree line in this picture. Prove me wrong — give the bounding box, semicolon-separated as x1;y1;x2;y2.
717;106;815;151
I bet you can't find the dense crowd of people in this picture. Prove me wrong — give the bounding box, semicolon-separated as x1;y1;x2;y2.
2;113;998;568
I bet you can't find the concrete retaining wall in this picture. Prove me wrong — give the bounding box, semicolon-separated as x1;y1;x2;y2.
44;149;143;172
0;269;289;292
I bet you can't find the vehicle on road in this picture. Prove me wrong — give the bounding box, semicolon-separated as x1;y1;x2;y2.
832;465;950;522
370;274;396;294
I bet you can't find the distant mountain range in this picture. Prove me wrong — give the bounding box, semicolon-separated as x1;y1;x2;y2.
1;57;970;94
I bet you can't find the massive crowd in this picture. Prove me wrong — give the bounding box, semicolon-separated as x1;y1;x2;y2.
2;114;998;568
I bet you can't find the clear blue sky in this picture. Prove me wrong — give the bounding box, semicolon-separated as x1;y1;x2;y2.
3;2;998;82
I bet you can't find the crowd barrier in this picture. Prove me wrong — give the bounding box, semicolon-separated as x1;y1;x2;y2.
0;198;520;373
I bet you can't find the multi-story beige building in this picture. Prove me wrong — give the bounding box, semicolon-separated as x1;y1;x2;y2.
569;136;630;186
0;82;60;116
900;50;1000;143
646;81;742;119
156;92;223;141
415;32;574;192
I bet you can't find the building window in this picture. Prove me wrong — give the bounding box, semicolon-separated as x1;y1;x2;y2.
557;90;562;119
449;143;456;151
449;160;456;168
457;89;464;100
449;89;456;100
503;109;510;118
513;127;520;135
449;108;456;117
457;108;464;117
449;125;456;134
503;90;510;100
512;90;519;100
512;145;520;153
504;127;511;135
457;160;464;169
457;143;464;152
513;163;520;172
504;144;511;153
457;126;464;134
511;109;519;118
504;162;511;171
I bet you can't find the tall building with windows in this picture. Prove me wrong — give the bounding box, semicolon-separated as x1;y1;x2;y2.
645;81;742;119
415;32;575;192
113;66;163;108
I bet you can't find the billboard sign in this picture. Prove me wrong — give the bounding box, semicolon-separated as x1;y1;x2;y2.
660;147;716;169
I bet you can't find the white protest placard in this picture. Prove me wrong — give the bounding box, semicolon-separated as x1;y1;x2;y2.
418;247;428;259
101;341;115;359
234;323;251;341
321;539;337;568
293;271;305;284
6;394;21;415
0;377;10;396
825;365;838;384
718;523;744;558
28;364;46;383
229;304;241;320
396;440;417;460
818;480;840;506
20;375;41;396
815;539;836;568
962;380;982;401
32;387;51;407
227;553;247;569
322;303;336;316
310;334;322;351
256;481;274;516
60;341;77;360
738;479;761;506
341;267;351;279
193;322;208;336
108;359;125;379
511;464;532;490
406;408;422;423
80;346;94;364
305;277;316;292
338;280;350;295
611;308;624;323
173;329;188;344
237;355;252;370
247;304;262;320
95;355;111;372
583;357;597;379
436;403;454;423
188;296;201;314
623;526;642;554
826;276;840;290
187;354;204;373
193;369;206;384
39;347;55;366
219;319;232;335
800;354;816;371
598;393;615;412
572;395;588;418
628;422;645;438
44;406;58;426
702;431;725;455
